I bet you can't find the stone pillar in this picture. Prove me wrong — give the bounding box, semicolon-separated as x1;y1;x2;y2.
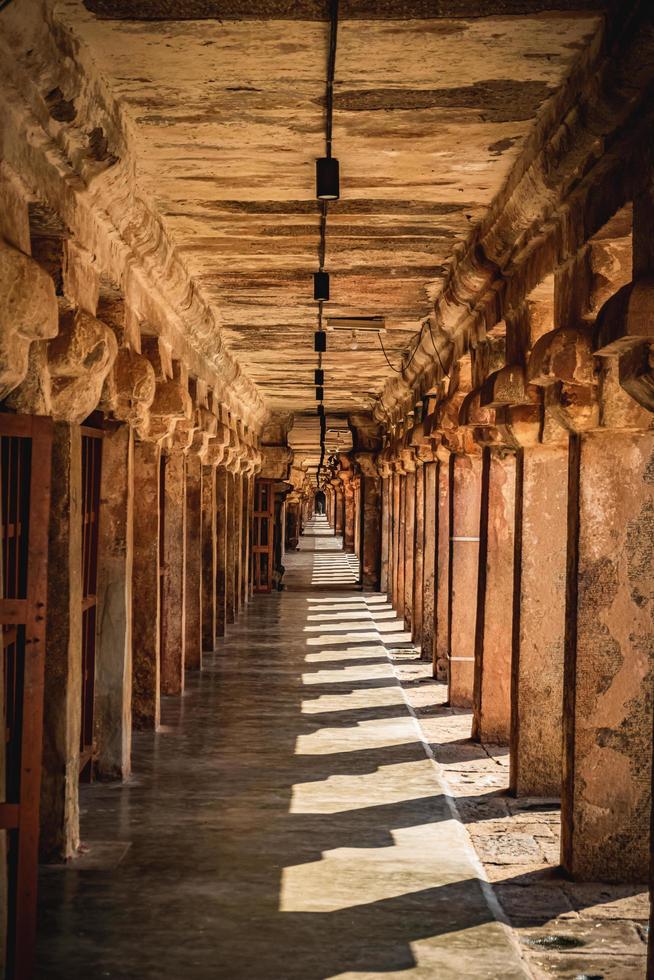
226;471;237;624
215;467;228;638
160;451;186;695
40;422;82;861
561;430;654;881
448;452;482;707
421;460;437;665
95;424;133;780
380;474;391;594
234;473;243;615
396;472;406;621
132;439;160;730
343;483;355;554
412;463;425;644
403;464;417;634
360;472;382;591
434;453;450;681
472;448;516;744
391;472;400;611
510;445;568;796
185;454;202;669
201;463;216;652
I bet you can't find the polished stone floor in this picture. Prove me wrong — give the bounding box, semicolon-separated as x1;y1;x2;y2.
36;516;529;979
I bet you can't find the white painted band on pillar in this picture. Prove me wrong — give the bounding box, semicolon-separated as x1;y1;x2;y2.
450;536;480;542
448;656;475;661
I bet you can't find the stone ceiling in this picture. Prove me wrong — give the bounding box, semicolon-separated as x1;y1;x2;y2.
59;1;601;420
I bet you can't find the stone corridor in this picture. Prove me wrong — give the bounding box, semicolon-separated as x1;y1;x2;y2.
36;519;528;979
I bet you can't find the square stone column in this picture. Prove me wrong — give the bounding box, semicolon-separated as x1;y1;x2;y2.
434;456;450;681
472;448;516;744
413;464;425;645
343;486;356;554
132;439;161;730
241;474;251;605
361;474;382;590
215;467;228;638
561;430;654;882
234;473;243;615
161;451;186;695
421;461;437;665
40;422;82;861
226;471;236;624
510;445;567;797
380;476;391;594
95;424;133;780
201;464;216;652
396;475;406;621
403;470;416;632
185;454;202;670
448;453;482;707
391;473;400;608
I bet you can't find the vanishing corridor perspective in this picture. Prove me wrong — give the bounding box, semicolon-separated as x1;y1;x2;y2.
0;0;653;978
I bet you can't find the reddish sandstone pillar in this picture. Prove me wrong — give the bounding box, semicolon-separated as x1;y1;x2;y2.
434;452;450;681
412;463;425;644
215;467;228;637
40;422;82;860
403;465;416;632
380;473;391;594
201;463;216;652
241;473;251;605
396;472;406;621
360;470;382;591
561;430;654;881
472;448;516;744
185;454;202;669
95;423;133;780
448;452;482;707
234;473;243;615
132;439;161;730
226;471;237;624
160;450;186;695
510;445;567;796
421;460;437;665
343;483;355;554
390;471;399;610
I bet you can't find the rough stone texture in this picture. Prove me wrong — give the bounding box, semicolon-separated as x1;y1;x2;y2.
95;424;133;780
40;422;82;861
511;446;567;798
412;464;425;645
201;465;217;651
422;461;437;665
403;470;416;632
360;474;382;590
233;473;243;616
215;466;228;637
47;309;117;422
226;472;237;625
380;475;390;593
434;456;450;682
131;440;160;730
448;453;482;707
0;239;58;400
161;452;186;694
185;454;203;669
101;347;156;431
343;485;356;555
562;430;654;882
472;448;516;744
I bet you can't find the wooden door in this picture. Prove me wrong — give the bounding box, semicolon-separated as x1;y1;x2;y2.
252;479;274;593
0;413;52;979
79;427;103;781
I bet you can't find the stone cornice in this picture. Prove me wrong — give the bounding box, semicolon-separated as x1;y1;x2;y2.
373;4;654;428
0;1;267;433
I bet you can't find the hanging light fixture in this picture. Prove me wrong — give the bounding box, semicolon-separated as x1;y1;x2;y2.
314;368;324;386
316;157;339;201
314;330;327;353
316;386;324;401
313;270;330;301
317;403;325;417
